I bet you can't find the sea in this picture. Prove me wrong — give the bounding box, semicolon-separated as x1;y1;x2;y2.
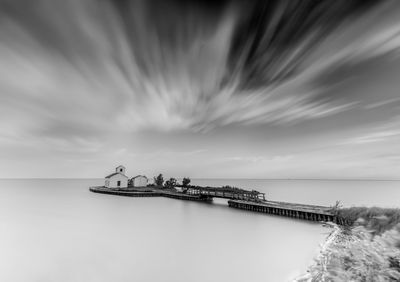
0;178;399;282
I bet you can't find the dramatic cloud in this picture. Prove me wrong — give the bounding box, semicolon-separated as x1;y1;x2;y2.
0;0;400;177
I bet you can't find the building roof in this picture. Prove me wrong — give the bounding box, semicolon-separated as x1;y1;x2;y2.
105;172;128;179
131;175;148;179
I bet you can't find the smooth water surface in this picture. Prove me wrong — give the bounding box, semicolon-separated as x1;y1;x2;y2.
0;179;330;282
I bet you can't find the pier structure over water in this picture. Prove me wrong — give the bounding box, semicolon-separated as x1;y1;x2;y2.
228;200;334;222
180;185;266;202
89;186;335;223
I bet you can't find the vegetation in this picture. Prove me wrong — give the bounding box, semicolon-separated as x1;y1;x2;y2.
164;178;177;189
182;177;191;187
337;207;400;235
330;200;342;214
305;206;400;282
307;223;400;281
221;185;240;190
154;174;164;187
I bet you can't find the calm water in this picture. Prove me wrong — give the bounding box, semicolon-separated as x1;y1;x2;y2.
0;179;398;282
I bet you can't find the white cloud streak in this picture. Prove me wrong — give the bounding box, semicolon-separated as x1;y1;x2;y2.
0;0;399;150
341;116;400;145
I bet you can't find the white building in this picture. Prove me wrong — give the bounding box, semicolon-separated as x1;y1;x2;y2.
130;175;148;187
105;165;128;189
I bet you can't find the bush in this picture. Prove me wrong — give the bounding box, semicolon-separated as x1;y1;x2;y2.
182;177;191;187
164;178;177;189
154;174;164;187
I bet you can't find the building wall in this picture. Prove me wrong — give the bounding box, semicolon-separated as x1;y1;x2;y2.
132;176;148;187
105;174;128;188
115;165;126;174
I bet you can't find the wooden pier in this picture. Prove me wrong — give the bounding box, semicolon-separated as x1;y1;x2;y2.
228;200;335;222
90;186;335;223
89;186;162;197
89;186;212;202
179;185;266;201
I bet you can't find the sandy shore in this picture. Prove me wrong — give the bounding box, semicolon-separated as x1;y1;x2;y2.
292;223;342;282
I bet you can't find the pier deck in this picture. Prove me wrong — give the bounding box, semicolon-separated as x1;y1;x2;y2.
89;186;212;202
228;200;335;222
180;185;265;202
90;186;335;223
89;186;162;197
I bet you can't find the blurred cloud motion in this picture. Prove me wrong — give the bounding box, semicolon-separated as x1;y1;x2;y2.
1;0;400;178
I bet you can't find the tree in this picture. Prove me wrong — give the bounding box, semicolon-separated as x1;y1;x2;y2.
164;178;177;189
182;177;191;187
154;174;164;187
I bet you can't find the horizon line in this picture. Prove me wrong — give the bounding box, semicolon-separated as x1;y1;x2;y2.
1;177;399;181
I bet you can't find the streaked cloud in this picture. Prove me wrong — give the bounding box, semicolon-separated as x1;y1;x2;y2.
365;97;400;109
341;116;400;145
1;0;399;139
343;130;400;145
0;0;400;178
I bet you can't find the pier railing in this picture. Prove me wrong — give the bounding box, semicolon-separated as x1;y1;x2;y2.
176;185;265;202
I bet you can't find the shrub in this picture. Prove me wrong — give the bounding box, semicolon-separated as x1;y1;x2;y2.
164;178;177;189
154;174;164;187
182;177;191;187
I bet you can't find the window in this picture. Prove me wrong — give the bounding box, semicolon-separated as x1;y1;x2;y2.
120;169;123;172
117;181;121;186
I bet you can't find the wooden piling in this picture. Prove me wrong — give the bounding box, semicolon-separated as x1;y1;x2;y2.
227;199;334;223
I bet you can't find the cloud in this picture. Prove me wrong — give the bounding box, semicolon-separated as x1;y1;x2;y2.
365;97;400;109
225;155;293;163
341;116;400;145
343;130;400;145
0;0;399;145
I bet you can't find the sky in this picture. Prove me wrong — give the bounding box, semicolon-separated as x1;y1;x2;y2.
1;0;400;179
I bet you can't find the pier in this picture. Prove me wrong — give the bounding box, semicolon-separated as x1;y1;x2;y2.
89;186;335;223
180;185;265;201
90;186;213;202
89;186;162;197
228;200;335;222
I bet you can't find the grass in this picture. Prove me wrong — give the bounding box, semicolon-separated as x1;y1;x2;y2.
304;206;400;281
337;207;400;235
